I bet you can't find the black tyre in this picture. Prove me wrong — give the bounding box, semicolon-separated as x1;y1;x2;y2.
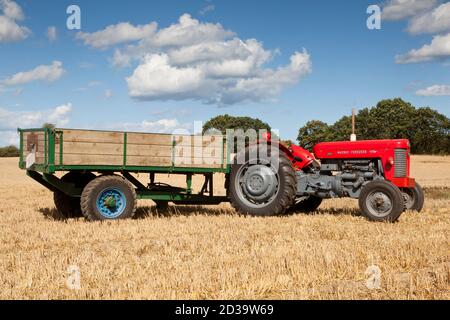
229;144;296;216
81;175;137;221
401;182;424;212
154;200;169;211
53;171;96;219
290;196;322;213
359;180;404;222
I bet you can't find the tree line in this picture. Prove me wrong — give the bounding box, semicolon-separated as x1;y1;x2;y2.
203;98;450;155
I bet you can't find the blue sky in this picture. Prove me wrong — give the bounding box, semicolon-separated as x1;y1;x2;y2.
0;0;449;145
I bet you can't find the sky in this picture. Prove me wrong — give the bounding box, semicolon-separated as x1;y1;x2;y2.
0;0;449;146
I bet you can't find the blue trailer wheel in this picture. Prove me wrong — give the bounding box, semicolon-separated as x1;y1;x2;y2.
96;188;127;219
81;175;137;221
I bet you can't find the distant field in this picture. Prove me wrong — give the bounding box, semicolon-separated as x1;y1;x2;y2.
0;155;448;299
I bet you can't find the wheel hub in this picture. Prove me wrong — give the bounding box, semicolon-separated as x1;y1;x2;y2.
401;188;415;210
243;165;277;200
367;191;392;217
237;163;279;206
104;196;116;208
96;188;126;218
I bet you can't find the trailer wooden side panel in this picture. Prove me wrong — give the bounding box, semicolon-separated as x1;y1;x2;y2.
57;129;227;168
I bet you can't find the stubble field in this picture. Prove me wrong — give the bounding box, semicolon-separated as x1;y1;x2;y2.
0;155;449;299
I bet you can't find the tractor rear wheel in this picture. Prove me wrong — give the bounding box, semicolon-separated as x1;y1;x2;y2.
229;144;296;216
53;171;96;219
81;175;137;221
359;180;404;222
401;182;424;212
290;196;322;213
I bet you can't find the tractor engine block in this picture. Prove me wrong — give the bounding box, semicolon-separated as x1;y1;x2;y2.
297;159;380;199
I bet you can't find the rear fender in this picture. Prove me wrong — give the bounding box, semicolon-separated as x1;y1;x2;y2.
255;141;315;170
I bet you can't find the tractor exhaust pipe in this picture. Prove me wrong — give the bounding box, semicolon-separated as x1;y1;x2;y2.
350;108;357;142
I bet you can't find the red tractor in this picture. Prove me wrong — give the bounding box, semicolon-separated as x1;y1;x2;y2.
228;136;424;222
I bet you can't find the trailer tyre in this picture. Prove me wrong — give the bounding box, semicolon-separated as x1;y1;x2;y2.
53;192;82;219
401;182;424;212
81;175;137;221
290;196;323;213
229;145;296;216
154;200;169;211
53;172;96;219
359;180;404;222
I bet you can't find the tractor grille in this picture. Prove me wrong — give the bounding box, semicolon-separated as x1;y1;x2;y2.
394;149;407;178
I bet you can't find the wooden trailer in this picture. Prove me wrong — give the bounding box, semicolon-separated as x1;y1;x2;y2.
18;128;231;220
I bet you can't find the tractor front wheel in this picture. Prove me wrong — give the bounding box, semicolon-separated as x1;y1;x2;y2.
359;180;404;222
401;182;424;212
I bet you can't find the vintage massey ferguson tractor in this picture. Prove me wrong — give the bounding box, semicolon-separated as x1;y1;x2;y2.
19;127;424;222
228;134;424;222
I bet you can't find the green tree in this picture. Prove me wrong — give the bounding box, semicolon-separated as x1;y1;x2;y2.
42;123;55;129
0;145;20;157
412;107;450;154
367;98;416;140
203;114;271;134
297;120;331;150
297;98;450;154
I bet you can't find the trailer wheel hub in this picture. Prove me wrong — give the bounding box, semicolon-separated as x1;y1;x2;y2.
104;196;116;208
96;188;127;219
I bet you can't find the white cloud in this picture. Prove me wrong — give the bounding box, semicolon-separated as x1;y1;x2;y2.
78;14;312;105
199;4;215;15
416;84;450;96
1;61;65;86
218;50;312;105
0;0;23;20
47;26;57;41
110;14;235;67
0;103;72;131
0;103;72;146
381;0;437;20
127;47;311;105
47;104;72;126
396;32;450;63
0;0;30;42
76;21;157;49
114;118;188;133
147;14;234;48
83;14;310;105
408;2;450;34
0;130;18;146
127;54;205;101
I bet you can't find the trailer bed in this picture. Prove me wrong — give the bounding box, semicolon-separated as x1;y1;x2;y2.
19;128;230;174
